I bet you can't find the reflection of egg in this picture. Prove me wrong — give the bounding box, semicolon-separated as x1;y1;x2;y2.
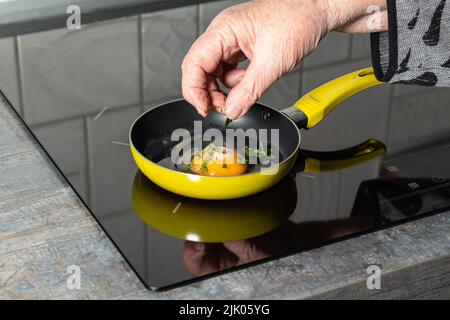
191;146;247;177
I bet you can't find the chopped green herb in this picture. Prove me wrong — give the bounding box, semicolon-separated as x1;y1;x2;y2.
224;118;233;126
180;163;192;172
200;165;208;173
240;144;275;166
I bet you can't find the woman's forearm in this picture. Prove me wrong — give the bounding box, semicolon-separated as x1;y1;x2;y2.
322;0;388;33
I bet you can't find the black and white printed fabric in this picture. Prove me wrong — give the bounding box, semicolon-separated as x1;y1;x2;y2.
371;0;450;87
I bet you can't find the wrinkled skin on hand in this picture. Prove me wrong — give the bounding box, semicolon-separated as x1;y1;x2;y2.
182;0;328;119
181;0;387;119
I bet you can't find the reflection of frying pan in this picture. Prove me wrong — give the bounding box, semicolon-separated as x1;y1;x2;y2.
131;171;297;243
130;68;383;199
131;140;386;242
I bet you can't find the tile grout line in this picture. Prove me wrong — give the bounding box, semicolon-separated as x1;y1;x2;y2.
336;170;344;218
143;222;149;282
347;34;354;60
302;55;371;72
64;169;89;177
96;207;136;220
13;36;25;120
28;103;139;129
298;62;304;97
392;88;436;99
143;95;183;110
30;93;181;129
137;14;145;113
384;84;396;148
196;3;201;37
84;115;94;208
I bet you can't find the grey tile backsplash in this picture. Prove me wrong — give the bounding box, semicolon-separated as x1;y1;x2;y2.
142;6;198;104
350;34;371;60
19;16;140;125
0;37;21;112
0;0;448;216
199;0;245;32
259;70;302;110
86;105;141;216
388;89;450;153
303;32;351;69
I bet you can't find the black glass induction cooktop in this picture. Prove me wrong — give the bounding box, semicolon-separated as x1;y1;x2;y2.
11;92;450;290
6;16;450;290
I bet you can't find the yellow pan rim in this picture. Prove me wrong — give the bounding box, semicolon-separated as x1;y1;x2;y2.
128;98;302;180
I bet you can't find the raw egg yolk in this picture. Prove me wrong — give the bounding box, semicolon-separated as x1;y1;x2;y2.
191;147;247;177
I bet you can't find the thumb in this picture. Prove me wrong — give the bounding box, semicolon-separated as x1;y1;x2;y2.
224;56;279;120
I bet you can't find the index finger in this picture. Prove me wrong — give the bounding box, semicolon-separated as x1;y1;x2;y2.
181;33;225;116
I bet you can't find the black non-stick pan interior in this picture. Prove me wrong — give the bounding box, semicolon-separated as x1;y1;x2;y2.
130;100;300;165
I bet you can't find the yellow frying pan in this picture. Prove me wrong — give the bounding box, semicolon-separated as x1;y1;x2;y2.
130;68;383;199
131;139;385;242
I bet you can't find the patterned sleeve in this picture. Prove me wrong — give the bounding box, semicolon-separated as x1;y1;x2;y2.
371;0;450;87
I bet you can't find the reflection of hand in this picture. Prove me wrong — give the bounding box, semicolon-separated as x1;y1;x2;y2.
183;216;373;276
183;241;269;276
182;0;387;119
183;221;310;276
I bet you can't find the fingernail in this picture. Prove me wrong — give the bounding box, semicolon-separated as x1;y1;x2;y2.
226;107;241;120
197;109;207;117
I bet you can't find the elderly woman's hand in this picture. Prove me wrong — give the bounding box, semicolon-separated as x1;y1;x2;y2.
181;0;387;119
